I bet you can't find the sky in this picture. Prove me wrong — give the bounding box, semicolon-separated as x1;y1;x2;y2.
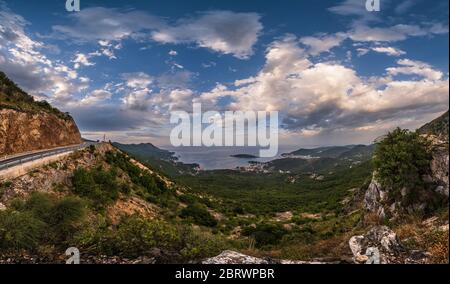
0;0;449;147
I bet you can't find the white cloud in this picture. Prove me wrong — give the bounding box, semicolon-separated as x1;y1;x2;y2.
371;46;406;56
52;8;263;59
0;7;86;105
72;53;95;69
387;59;443;80
299;33;347;55
348;23;447;42
168;50;178;56
193;35;448;137
81;89;112;105
121;72;153;89
151;11;263;59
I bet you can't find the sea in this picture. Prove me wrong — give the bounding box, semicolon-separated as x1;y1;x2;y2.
165;145;300;170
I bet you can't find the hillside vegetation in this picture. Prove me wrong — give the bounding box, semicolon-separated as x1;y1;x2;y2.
0;71;70;120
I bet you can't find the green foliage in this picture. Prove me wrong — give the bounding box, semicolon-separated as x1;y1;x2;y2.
180;203;217;227
71;167;120;210
177;161;372;215
373;128;432;200
242;223;288;247
0;193;85;252
0;211;45;251
106;215;179;258
74;215;229;261
105;151;166;194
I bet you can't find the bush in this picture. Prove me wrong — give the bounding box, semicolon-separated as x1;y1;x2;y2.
0;211;46;251
0;193;85;252
180;203;217;227
242;223;288;247
373;128;432;201
107;215;179;258
72;167;120;209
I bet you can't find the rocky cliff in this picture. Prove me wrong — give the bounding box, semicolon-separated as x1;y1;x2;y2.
0;108;82;157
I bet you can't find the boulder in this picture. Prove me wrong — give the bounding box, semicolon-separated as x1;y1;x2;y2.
349;226;428;264
202;251;270;264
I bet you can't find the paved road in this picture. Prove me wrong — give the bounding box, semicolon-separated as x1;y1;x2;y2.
0;142;95;171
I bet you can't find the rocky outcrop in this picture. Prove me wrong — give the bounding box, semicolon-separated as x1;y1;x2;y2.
364;136;449;220
202;250;339;264
364;174;387;219
0;109;82;157
349;226;428;264
202;251;271;264
429;142;449;197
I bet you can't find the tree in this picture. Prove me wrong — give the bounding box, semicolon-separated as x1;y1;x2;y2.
373;128;432;201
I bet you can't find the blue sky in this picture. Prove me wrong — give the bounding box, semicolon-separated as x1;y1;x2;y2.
0;0;448;147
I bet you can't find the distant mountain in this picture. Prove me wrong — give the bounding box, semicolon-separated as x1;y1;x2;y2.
418;110;449;140
285;144;374;160
267;144;375;174
112;142;199;177
112;142;176;161
286;145;354;158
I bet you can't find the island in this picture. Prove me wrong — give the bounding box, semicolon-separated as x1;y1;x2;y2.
230;154;259;159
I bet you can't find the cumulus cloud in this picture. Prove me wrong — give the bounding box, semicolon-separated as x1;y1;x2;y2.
299;33;347;55
80;89;112;105
72;53;95;69
52;8;263;59
0;6;86;105
371;46;406;56
386;59;443;80
122;72;153;89
151;11;263;59
193;35;448;137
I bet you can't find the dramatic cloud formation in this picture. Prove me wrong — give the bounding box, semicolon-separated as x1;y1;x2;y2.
193;35;448;137
1;1;448;145
52;8;263;59
0;5;87;104
151;11;263;59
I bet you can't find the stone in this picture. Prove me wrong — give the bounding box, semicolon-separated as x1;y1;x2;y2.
202;250;270;264
354;254;369;263
0;202;6;211
349;226;404;264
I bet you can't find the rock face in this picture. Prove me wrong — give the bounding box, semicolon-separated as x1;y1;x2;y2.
0;109;82;157
364;174;387;219
430;143;449;197
349;226;428;264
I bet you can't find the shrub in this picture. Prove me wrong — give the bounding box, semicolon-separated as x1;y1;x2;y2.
0;210;46;251
0;193;86;252
72;167;119;209
242;223;288;247
180;203;217;227
104;215;179;258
